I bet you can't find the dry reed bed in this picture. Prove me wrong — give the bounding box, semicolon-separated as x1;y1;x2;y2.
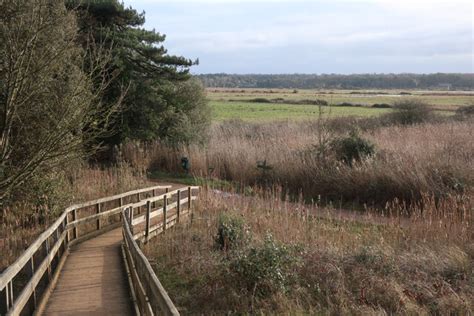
0;164;150;270
144;189;473;315
123;119;473;206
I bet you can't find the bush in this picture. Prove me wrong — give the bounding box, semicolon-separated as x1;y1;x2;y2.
372;103;391;108
455;104;474;118
250;98;272;103
229;234;300;297
385;99;433;125
331;131;375;164
215;213;247;251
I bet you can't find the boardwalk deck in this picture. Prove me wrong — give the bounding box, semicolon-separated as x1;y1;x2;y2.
42;228;133;316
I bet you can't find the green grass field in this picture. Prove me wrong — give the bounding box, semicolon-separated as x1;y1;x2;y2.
208;88;473;121
211;100;392;121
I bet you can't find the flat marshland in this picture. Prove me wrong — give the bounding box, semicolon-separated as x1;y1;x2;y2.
208;88;473;121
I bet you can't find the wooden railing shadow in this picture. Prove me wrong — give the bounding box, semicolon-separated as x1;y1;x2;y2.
0;185;199;316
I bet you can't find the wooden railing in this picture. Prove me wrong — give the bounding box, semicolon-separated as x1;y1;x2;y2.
0;185;194;316
122;187;199;316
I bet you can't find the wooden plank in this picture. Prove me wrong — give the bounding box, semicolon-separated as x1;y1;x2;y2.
43;229;134;315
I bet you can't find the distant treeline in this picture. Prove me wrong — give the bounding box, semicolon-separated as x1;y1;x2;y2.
198;73;474;90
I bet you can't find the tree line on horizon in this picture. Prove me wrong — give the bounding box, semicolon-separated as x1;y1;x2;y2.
198;73;474;90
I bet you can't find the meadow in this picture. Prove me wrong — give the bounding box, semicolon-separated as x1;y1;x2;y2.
211;100;391;121
209;88;473;121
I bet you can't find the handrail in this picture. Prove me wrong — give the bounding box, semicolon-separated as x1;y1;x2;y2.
0;184;171;315
121;187;200;315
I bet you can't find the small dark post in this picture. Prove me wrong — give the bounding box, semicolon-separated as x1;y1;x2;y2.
118;197;123;222
136;193;141;214
176;190;181;223
72;209;77;239
188;186;192;209
163;194;168;232
152;189;156;209
145;201;151;242
96;203;101;230
188;186;193;223
65;215;70;245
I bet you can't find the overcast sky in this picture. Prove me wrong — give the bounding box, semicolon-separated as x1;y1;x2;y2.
123;0;473;74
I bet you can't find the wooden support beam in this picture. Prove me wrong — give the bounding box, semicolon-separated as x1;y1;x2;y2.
129;206;134;235
163;195;168;232
72;209;78;240
145;201;151;242
176;190;181;224
96;203;101;230
28;257;36;310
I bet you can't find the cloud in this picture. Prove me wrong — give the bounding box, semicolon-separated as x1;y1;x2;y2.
123;0;473;73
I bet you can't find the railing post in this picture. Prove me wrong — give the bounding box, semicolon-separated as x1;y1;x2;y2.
96;203;101;230
136;192;141;214
163;194;168;232
129;206;134;234
119;197;123;222
45;238;52;281
188;186;192;209
176;190;181;224
188;186;193;223
65;214;70;245
5;280;13;312
72;209;78;240
145;201;151;242
28;257;37;309
152;189;156;209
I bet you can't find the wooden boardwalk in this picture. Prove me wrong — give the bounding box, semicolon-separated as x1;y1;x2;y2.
42;228;133;315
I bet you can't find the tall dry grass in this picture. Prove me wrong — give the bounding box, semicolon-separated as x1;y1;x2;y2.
144;188;473;315
0;163;151;270
122;119;473;207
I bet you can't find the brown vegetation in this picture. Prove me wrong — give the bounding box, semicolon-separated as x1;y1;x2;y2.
0;163;150;270
121;118;473;208
144;188;472;314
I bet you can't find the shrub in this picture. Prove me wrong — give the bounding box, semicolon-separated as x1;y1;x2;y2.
385;99;433;125
372;103;391;108
331;131;375;164
455;104;474;118
229;234;300;297
250;98;272;103
215;213;247;251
